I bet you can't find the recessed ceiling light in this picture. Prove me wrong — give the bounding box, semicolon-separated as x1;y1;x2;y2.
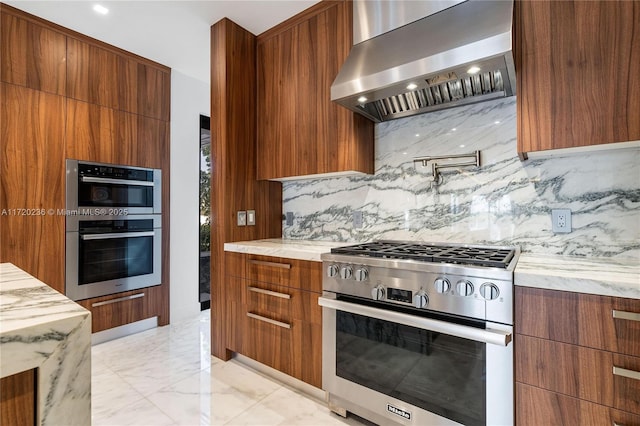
357;96;367;103
494;120;501;124
459;144;465;148
415;133;420;137
406;83;418;90
467;66;481;74
93;4;109;15
452;128;457;131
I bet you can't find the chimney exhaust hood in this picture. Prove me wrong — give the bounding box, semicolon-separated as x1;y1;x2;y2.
331;0;516;122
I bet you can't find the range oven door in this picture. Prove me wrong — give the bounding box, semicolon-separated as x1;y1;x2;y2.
66;215;161;301
319;294;513;426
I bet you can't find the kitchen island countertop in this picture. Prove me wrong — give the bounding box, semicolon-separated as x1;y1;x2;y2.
0;263;91;425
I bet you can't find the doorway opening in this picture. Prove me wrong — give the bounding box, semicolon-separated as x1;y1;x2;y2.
199;115;211;311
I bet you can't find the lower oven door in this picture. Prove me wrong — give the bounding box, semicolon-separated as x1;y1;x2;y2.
319;294;513;426
66;215;162;301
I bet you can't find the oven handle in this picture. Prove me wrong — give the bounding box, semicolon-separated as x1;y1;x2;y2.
80;176;155;187
318;296;512;347
81;231;155;240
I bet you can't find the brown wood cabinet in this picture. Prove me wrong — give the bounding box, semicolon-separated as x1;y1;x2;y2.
515;287;640;423
256;0;373;180
1;4;171;330
515;0;640;158
1;9;66;96
224;252;323;388
0;369;36;426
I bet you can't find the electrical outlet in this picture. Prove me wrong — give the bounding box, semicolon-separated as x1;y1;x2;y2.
247;210;256;226
237;211;247;226
285;212;294;226
551;209;572;233
353;211;363;229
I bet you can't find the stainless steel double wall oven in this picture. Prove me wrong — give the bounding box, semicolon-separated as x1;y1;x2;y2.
65;159;162;301
320;241;519;426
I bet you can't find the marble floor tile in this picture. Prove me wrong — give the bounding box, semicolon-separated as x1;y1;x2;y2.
91;310;367;426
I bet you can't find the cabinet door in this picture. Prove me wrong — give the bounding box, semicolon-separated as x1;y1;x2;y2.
137;63;171;121
66;37;138;113
0;369;36;426
1;12;66;95
516;0;640;155
0;83;66;291
517;383;640;426
256;1;373;180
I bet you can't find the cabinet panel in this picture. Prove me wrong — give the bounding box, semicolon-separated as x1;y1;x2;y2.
516;287;640;357
516;383;640;426
256;1;373;180
0;83;66;291
1;12;66;95
137;63;171;121
247;255;322;292
137;115;168;169
516;0;640;156
516;334;640;412
0;369;36;426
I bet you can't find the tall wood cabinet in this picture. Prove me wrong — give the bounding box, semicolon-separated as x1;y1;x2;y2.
515;0;640;158
256;0;374;180
0;3;171;329
515;287;640;425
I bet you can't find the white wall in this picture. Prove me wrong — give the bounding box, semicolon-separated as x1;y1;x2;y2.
170;71;209;323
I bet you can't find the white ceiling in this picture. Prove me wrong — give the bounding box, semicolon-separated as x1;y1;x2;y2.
5;0;321;83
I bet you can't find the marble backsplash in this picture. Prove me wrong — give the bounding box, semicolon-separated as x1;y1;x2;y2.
282;98;640;259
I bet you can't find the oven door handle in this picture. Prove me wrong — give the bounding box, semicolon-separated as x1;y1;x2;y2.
318;296;512;347
80;176;155;187
81;231;155;240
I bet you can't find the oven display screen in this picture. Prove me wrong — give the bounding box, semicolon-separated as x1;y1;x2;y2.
387;288;412;303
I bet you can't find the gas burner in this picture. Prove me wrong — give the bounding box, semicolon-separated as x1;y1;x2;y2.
331;241;515;269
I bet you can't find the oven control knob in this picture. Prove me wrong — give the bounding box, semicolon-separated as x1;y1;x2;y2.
480;283;500;300
327;264;339;278
371;285;385;301
354;268;369;282
340;266;353;280
413;291;429;309
456;280;474;297
434;278;451;293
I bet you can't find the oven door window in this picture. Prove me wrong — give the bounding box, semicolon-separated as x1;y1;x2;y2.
79;234;154;285
336;310;486;426
78;181;153;208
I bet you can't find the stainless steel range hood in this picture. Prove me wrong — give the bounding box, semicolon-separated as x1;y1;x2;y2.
331;0;516;122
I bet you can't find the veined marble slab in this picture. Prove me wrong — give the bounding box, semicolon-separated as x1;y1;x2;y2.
515;254;640;299
0;263;91;425
224;239;351;262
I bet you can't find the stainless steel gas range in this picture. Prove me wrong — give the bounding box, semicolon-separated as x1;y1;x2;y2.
319;240;520;426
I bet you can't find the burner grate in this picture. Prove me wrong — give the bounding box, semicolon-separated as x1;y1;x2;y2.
331;241;515;268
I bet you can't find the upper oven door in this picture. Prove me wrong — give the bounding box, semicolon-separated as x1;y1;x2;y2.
319;294;513;426
66;159;161;215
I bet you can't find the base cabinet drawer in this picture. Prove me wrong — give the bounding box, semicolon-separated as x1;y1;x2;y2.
517;335;640;414
517;383;640;426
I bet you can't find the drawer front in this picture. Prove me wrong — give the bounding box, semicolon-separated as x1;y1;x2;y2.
247;255;322;292
77;287;154;332
246;282;293;326
517;383;640;426
516;287;640;357
516;335;640;413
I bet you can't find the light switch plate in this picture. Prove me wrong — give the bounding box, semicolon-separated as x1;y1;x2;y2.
247;210;256;226
237;211;247;226
353;211;363;229
285;212;294;226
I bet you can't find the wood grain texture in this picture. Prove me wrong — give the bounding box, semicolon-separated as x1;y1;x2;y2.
0;11;66;95
210;18;283;361
247;254;323;292
517;383;640;426
137;62;171;121
516;0;640;156
0;369;36;426
76;284;167;332
0;83;66;291
256;0;374;180
516;334;640;414
515;287;640;357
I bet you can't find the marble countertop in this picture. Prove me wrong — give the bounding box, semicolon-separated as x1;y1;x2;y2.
0;263;92;425
224;239;639;299
514;253;639;299
224;238;351;262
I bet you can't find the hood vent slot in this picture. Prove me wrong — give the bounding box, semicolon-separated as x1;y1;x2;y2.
368;70;505;120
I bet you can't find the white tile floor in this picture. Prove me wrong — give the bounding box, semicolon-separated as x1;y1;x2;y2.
91;311;365;426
